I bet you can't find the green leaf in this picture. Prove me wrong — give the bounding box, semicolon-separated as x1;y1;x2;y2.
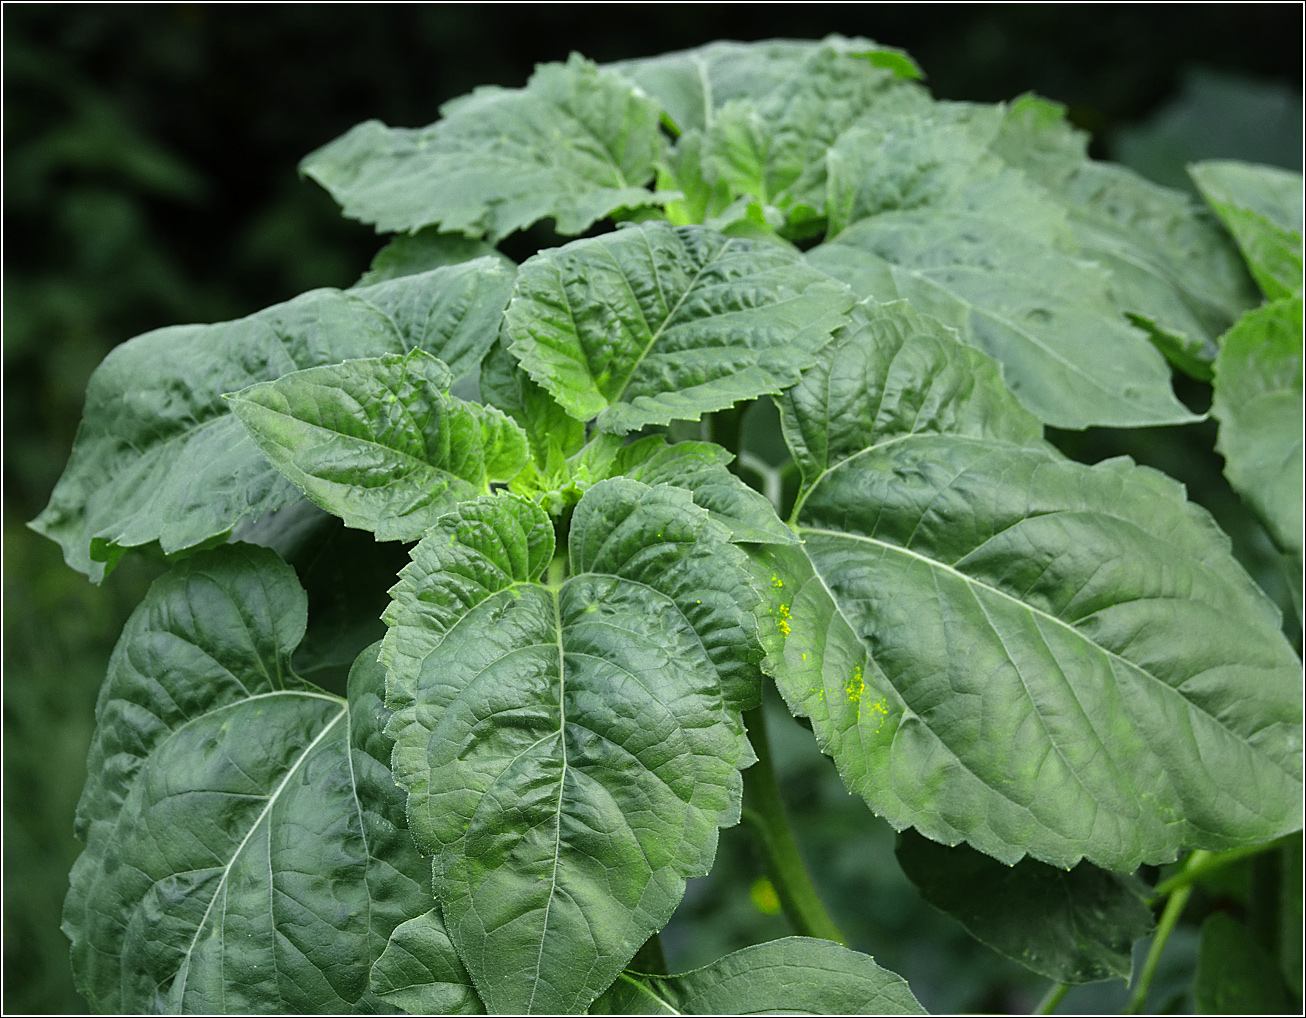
1211;298;1304;557
698;46;929;230
894;829;1154;983
1191;160;1304;300
590;938;926;1015
991;96;1258;374
370;909;484;1015
609;436;798;546
504;221;853;434
609;36;921;137
1194;913;1292;1014
810;114;1198;429
382;482;763;1013
31;264;514;581
227;349;529;542
350;256;516;382
300;54;668;242
479;338;588;468
63;546;432;1013
771;300;1302;871
356;227;513;288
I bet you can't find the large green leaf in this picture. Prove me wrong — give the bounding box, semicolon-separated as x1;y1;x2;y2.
63;545;432;1012
1211;298;1304;557
300;54;667;241
769;299;1302;871
504;222;853;434
894;829;1153;983
990;95;1257;375
356;227;513;288
227;349;529;542
811;113;1197;429
382;482;763;1013
1190;160;1304;300
31;263;513;581
369;909;484;1015
610;36;921;137
590;938;925;1015
479;337;588;470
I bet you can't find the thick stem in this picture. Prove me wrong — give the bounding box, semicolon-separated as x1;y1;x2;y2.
1125;850;1208;1014
741;705;846;945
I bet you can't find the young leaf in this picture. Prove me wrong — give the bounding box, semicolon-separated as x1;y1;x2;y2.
479;338;588;468
63;546;432;1013
504;221;853;434
370;909;484;1015
1211;298;1304;557
590;938;926;1015
990;95;1258;374
610;36;921;136
382;482;763;1013
31;264;513;581
1190;160;1304;300
771;300;1303;871
300;53;668;241
697;45;930;230
894;829;1154;983
228;349;529;541
812;114;1198;429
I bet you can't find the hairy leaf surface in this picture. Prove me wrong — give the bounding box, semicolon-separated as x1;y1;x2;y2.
812;114;1196;429
591;938;926;1015
64;546;431;1012
1190;160;1304;300
382;482;763;1013
301;54;667;241
894;829;1153;983
31;264;513;580
228;350;529;541
1211;298;1304;557
770;300;1303;870
505;222;853;434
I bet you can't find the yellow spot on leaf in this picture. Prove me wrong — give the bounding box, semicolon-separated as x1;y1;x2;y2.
844;665;864;704
773;601;792;635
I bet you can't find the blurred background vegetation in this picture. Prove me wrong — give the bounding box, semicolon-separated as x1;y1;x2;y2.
3;5;1301;1013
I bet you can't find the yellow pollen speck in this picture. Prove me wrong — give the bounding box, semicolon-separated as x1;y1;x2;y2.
770;573;784;589
844;664;864;703
773;601;791;635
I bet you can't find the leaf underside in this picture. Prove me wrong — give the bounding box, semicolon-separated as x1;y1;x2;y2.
64;546;432;1013
768;299;1303;872
382;481;764;1013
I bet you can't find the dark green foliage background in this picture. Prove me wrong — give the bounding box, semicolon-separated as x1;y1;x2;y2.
3;6;1300;1013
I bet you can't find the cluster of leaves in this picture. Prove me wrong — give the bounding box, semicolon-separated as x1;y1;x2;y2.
34;37;1302;1014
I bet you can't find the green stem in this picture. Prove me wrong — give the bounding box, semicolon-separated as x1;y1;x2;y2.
1126;850;1208;1014
1148;840;1282;900
740;705;845;945
1034;982;1069;1015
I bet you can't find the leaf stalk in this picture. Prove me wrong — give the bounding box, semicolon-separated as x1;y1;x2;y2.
741;705;846;945
1125;849;1208;1014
